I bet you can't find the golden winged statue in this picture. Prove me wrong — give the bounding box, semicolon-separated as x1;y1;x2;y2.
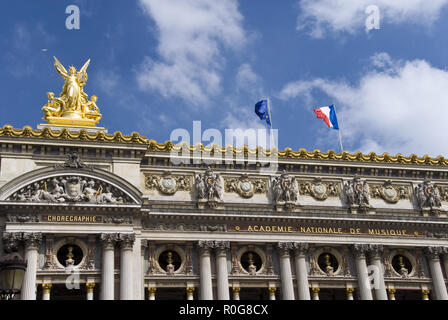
42;57;102;127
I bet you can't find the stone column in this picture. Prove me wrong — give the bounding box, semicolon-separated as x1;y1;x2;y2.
442;247;448;282
186;287;195;300
42;283;51;300
293;242;310;300
22;233;42;300
119;233;135;300
422;289;430;300
214;241;230;300
268;287;276;300
100;233;117;300
346;288;354;300
86;282;95;300
367;244;387;300
311;287;320;300
424;247;448;300
232;287;240;300
277;242;295;300
352;244;373;300
387;288;396;300
198;241;214;300
148;287;156;300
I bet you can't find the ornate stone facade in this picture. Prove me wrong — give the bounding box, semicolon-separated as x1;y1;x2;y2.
1;113;448;301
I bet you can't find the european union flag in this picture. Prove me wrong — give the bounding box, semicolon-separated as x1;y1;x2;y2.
255;99;271;127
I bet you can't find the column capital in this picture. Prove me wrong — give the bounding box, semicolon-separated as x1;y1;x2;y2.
312;287;320;298
42;283;52;294
367;244;384;259
86;282;95;293
277;242;293;257
232;286;240;296
198;240;214;255
23;232;42;250
424;246;443;261
2;232;22;252
351;243;369;259
293;242;309;257
422;289;430;300
117;233;136;250
387;288;396;299
346;287;355;298
148;286;156;298
100;233;118;249
268;286;276;297
213;240;230;255
186;286;195;297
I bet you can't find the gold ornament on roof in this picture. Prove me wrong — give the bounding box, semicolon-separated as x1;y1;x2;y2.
42;57;102;127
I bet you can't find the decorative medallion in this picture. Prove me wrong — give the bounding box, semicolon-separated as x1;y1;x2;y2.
224;174;267;198
300;178;340;201
370;180;409;204
144;171;191;195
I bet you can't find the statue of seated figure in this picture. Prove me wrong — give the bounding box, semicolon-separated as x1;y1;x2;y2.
83;95;101;121
42;92;64;119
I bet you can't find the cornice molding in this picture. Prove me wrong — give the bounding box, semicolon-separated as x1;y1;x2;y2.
2;125;448;167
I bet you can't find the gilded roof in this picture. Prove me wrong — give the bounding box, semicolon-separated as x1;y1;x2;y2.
1;125;447;166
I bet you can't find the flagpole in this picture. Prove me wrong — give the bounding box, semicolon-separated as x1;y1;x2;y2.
333;103;344;153
267;97;273;130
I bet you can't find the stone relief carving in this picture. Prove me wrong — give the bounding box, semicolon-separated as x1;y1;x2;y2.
370;180;409;203
224;173;267;198
231;244;239;274
144;223;200;231
195;167;223;207
7;176;131;204
6;213;40;223
299;178;340;200
185;243;193;275
343;176;370;210
265;244;274;275
199;224;227;232
415;179;442;211
145;171;191;195
79;235;96;270
55;150;91;170
414;248;426;278
103;215;133;224
439;186;448;201
147;242;162;275
271;170;299;209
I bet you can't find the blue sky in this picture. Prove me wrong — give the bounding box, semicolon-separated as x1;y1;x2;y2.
1;0;448;157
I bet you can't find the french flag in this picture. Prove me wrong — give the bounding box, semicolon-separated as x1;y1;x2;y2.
313;105;339;130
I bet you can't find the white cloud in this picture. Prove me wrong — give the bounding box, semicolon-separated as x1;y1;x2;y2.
297;0;448;37
137;0;246;104
279;53;448;157
95;70;120;93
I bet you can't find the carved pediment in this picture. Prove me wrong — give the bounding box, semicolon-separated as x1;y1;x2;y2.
7;175;133;204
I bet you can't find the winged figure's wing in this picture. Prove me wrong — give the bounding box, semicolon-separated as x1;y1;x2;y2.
79;59;90;73
53;56;68;78
78;59;90;82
